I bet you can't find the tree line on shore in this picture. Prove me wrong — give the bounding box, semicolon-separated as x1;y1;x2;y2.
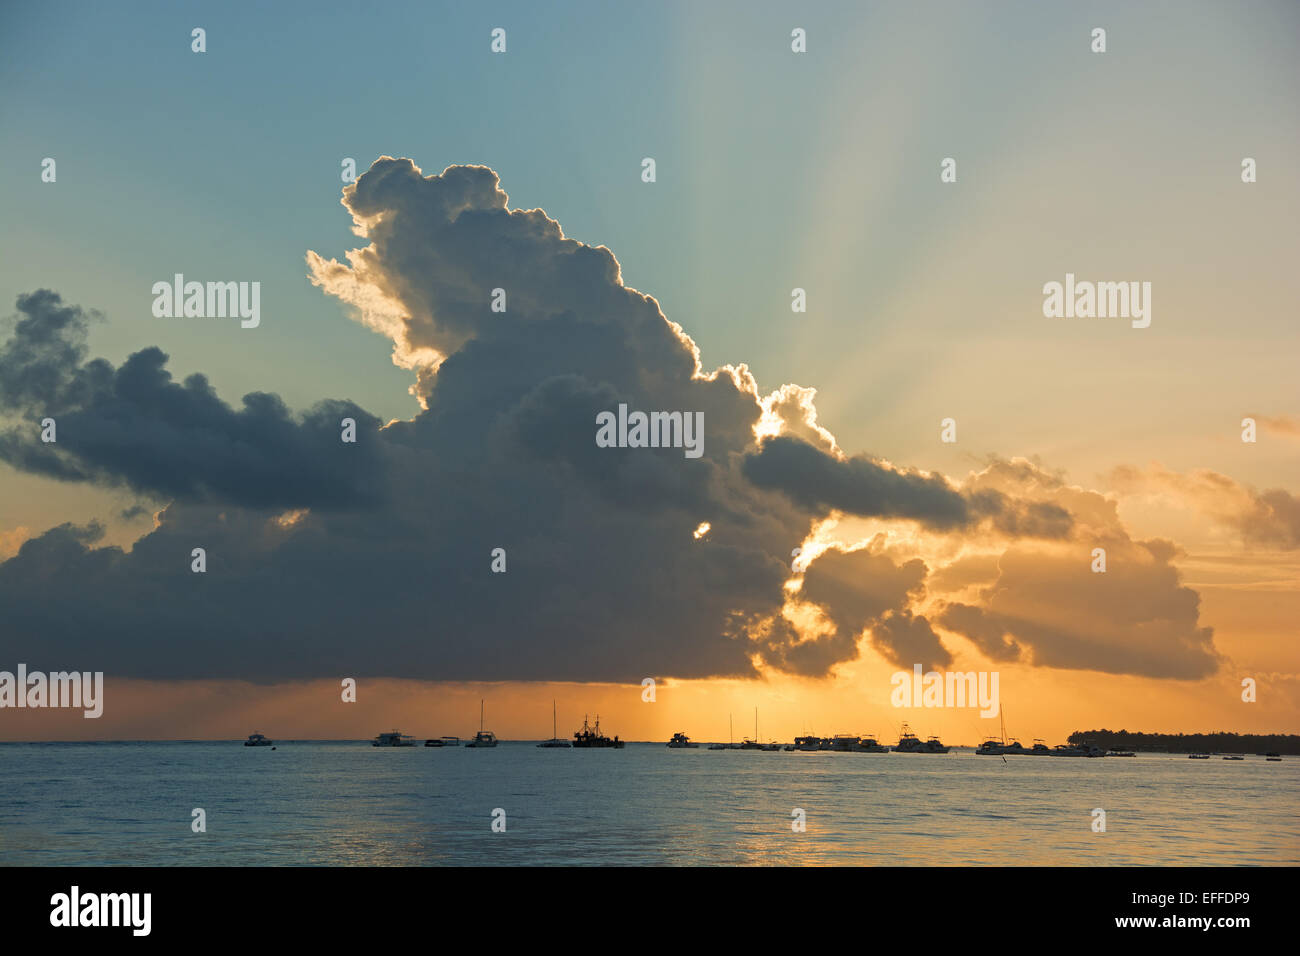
1067;729;1299;754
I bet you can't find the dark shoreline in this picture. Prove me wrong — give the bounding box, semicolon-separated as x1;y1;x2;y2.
1069;729;1300;755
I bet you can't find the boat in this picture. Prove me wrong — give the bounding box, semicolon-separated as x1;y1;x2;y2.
892;724;923;753
735;709;780;750
667;732;698;748
829;734;859;752
1030;738;1051;754
243;732;273;747
1222;755;1244;761
708;714;736;749
372;730;418;747
793;735;822;752
1051;744;1088;757
537;701;572;748
1188;753;1211;759
923;735;950;754
424;736;460;747
852;735;889;753
572;714;624;748
1265;752;1282;761
465;700;498;748
977;710;1023;755
1107;750;1136;757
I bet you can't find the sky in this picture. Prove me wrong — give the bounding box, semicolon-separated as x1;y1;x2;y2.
0;1;1297;742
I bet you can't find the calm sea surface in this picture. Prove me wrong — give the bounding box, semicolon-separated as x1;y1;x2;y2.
1;742;1295;865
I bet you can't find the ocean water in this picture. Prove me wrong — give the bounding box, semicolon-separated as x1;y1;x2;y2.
0;742;1295;866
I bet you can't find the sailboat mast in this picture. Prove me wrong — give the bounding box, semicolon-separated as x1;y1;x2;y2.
480;698;484;733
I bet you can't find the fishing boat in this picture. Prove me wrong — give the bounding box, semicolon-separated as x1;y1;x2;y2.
372;730;418;747
975;737;1005;756
424;736;459;747
465;700;498;748
572;714;624;748
1188;753;1211;759
793;735;822;752
923;735;950;754
243;732;273;747
892;724;923;752
829;734;859;752
1222;755;1244;761
538;701;572;748
852;735;889;753
667;732;698;748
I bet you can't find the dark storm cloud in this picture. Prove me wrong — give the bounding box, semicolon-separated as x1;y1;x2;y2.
743;436;971;528
0;291;387;510
0;159;1209;683
793;546;952;672
744;437;1073;538
937;538;1220;679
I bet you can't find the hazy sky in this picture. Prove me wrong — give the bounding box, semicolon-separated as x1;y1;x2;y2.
1;1;1297;741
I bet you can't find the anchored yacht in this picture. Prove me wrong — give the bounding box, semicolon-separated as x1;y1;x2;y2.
372;730;418;747
538;701;572;748
465;699;499;748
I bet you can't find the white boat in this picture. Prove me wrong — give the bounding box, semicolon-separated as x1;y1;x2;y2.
243;732;273;747
372;730;418;747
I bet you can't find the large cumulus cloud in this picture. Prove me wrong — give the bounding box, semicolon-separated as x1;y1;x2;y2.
0;159;1224;683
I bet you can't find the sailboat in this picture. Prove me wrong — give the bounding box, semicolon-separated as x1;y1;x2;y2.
708;713;733;749
464;699;498;747
739;708;781;750
537;700;571;748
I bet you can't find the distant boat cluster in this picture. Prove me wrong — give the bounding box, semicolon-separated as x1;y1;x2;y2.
245;706;1285;763
1190;751;1282;761
364;701;625;750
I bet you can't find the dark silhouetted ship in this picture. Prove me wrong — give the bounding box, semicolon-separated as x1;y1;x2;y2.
572;714;624;748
